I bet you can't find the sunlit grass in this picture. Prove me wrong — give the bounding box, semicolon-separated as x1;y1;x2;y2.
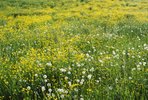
0;0;148;99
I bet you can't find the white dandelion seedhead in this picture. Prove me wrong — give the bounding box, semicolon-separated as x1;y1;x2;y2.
65;76;68;80
82;71;86;74
80;79;85;85
57;88;64;93
60;94;65;98
132;68;136;71
47;83;51;87
144;44;148;50
76;79;80;83
80;98;84;100
52;93;55;97
115;78;118;83
109;86;113;90
44;79;47;82
46;62;52;67
81;79;85;82
43;75;47;79
96;80;100;83
87;74;92;80
90;67;94;72
41;86;46;92
27;86;31;90
80;81;84;85
143;62;146;66
35;74;38;77
77;63;81;67
86;53;90;57
48;88;52;93
68;81;71;86
47;93;51;97
60;68;66;72
129;77;132;80
67;71;71;74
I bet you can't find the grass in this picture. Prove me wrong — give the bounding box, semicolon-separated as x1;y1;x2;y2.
0;0;148;100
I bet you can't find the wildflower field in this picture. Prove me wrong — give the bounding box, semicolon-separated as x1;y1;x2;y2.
0;0;148;99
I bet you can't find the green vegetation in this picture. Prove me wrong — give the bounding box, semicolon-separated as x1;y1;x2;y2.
0;0;148;99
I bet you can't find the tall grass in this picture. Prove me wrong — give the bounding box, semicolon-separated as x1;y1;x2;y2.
0;0;148;99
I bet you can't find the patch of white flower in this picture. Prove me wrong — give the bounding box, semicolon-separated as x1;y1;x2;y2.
43;75;47;79
46;62;52;66
27;86;31;90
87;74;92;80
41;86;46;92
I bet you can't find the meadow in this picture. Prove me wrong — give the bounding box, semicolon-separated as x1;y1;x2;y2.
0;0;148;99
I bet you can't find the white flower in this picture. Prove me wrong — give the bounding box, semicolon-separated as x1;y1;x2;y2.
68;67;72;70
88;59;91;61
96;80;99;83
81;63;84;66
35;74;38;77
68;81;71;86
60;68;66;72
99;60;103;63
122;50;126;55
44;79;47;82
87;74;92;80
47;93;51;97
47;83;51;87
74;88;78;92
129;77;132;80
81;79;85;82
48;88;52;92
100;52;103;55
43;75;47;79
27;86;31;90
90;67;94;72
57;88;64;93
41;86;46;92
144;44;147;47
60;94;64;98
132;56;135;58
77;63;81;67
46;62;52;66
132;68;136;71
52;93;55;97
80;81;84;85
68;71;71;74
115;78;118;83
87;41;90;44
65;90;68;94
144;44;148;50
38;63;42;67
23;80;26;82
86;53;90;57
112;51;116;55
65;76;68;80
19;79;22;82
82;71;86;74
137;64;140;68
139;62;142;65
143;62;146;66
80;98;84;100
109;86;113;90
76;79;80;83
122;66;125;69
